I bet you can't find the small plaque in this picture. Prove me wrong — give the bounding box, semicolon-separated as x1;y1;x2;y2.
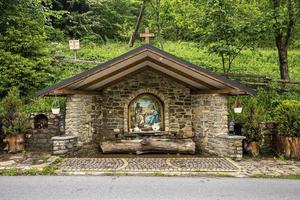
69;40;80;50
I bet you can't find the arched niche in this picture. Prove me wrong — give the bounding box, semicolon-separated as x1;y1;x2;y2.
128;93;164;132
34;114;48;129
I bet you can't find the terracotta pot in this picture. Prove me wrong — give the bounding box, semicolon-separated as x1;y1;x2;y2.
3;134;25;153
276;136;300;159
243;140;259;157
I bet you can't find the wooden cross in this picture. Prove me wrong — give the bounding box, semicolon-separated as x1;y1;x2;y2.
140;27;154;44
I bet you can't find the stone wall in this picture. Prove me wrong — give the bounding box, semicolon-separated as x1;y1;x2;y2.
192;94;229;152
191;93;244;160
65;69;194;146
100;70;193;137
65;95;101;146
52;136;78;155
207;134;245;161
26;113;64;150
64;70;246;159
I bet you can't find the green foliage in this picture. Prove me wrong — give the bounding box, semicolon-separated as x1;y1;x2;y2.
58;41;300;80
275;100;300;137
200;0;268;73
0;157;63;176
0;50;54;97
231;96;266;141
0;0;299;114
0;88;30;136
0;0;55;97
25;97;66;113
268;0;300;43
0;0;47;57
50;0;139;41
145;0;204;41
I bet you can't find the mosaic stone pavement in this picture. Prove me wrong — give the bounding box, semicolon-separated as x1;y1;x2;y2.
59;157;241;173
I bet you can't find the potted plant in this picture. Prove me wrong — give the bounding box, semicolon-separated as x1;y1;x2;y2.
238;97;266;157
274;100;300;159
51;97;60;114
0;88;30;153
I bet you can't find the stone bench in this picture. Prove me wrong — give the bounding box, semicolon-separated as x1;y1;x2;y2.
51;136;78;155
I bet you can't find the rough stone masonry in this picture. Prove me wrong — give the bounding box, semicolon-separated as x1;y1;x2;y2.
64;70;244;160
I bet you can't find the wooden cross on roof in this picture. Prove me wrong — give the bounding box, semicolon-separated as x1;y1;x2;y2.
140;27;154;44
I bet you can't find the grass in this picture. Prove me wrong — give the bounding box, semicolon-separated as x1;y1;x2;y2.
0;158;63;176
51;40;300;80
250;173;300;180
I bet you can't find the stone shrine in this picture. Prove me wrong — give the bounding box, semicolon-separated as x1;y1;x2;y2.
37;45;254;160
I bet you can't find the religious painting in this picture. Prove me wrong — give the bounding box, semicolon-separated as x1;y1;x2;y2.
128;94;163;132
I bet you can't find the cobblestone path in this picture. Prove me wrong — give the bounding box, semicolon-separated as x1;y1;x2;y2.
59;157;240;173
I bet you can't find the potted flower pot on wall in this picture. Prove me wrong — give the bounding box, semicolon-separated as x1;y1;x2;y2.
0;88;30;153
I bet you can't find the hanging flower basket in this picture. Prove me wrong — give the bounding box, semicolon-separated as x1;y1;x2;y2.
234;107;242;113
51;96;60;114
51;107;60;115
234;97;243;114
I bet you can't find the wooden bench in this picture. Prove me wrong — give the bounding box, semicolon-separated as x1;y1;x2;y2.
100;138;195;154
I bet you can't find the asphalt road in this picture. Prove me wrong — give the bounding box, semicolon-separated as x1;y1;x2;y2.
0;176;299;200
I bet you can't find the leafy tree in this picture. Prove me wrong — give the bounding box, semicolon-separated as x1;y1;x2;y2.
0;0;47;57
200;0;268;73
0;51;53;97
50;0;138;41
0;0;54;97
50;0;90;39
144;0;203;42
268;0;300;80
84;0;138;41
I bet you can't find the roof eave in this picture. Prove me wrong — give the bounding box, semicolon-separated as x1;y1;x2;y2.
36;44;255;97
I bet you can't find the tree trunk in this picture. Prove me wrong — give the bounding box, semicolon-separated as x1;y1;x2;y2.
128;2;145;47
155;0;164;49
272;0;297;80
276;37;289;80
100;138;195;154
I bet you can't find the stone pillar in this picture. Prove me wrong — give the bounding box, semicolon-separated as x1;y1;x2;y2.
192;94;245;160
192;94;228;152
65;94;101;147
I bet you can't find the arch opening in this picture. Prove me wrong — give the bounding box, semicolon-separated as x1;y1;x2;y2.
34;114;48;129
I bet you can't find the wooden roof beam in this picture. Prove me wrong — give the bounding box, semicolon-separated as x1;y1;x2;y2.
47;89;101;96
191;89;242;95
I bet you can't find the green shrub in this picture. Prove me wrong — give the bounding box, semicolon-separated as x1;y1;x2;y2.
236;97;266;141
275;100;300;137
25;97;66;113
0;88;30;136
